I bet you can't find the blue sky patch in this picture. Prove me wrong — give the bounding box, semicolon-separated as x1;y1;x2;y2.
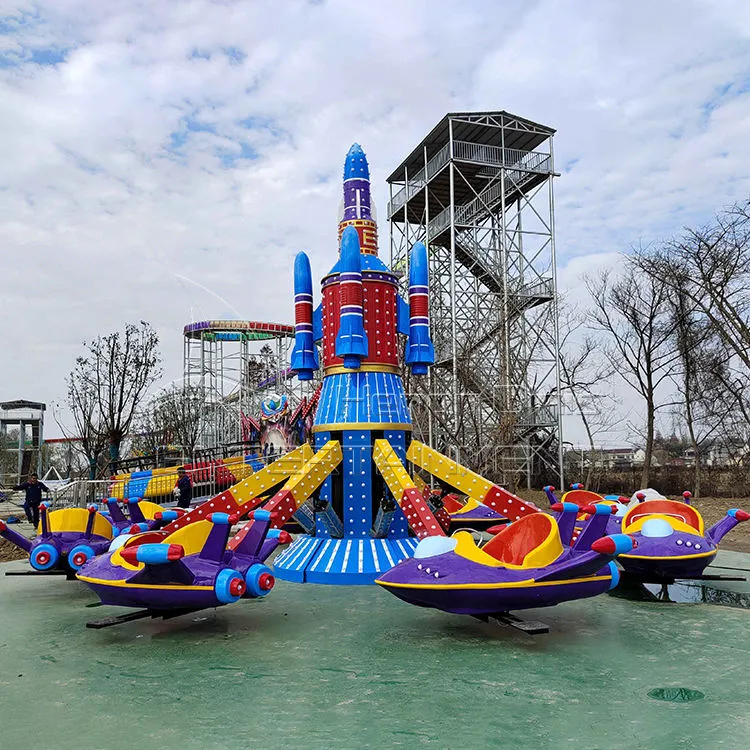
239;115;292;143
223;46;246;64
168;114;217;149
30;47;68;65
0;10;40;34
217;142;258;167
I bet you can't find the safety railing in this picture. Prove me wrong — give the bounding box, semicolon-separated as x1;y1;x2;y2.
388;142;550;216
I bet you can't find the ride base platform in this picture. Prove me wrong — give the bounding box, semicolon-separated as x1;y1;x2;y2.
2;551;750;749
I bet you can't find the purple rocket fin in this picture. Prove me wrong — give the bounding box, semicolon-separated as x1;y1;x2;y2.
543;485;558;506
127;498;147;525
106;498;129;525
706;509;750;545
198;513;236;563
572;503;615;551
536;534;635;581
84;505;98;538
232;510;275;559
39;502;51;537
549;502;579;547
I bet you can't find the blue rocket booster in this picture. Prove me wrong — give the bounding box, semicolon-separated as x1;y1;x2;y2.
405;242;434;375
290;252;319;380
335;226;369;369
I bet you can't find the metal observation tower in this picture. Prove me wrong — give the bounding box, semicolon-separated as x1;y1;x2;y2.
387;112;563;488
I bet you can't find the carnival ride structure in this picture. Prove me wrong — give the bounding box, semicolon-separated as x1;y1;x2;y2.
183;319;318;453
77;508;286;628
131;145;544;588
543;484;750;582
375;503;636;624
0;498;172;576
387;113;562;488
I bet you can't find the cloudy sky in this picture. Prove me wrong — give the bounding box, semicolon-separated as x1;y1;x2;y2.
2;0;750;442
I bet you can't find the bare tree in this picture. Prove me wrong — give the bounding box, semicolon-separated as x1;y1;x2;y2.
661;201;750;370
133;383;205;462
664;285;740;497
152;384;204;457
557;303;618;487
57;375;109;479
587;264;680;486
67;322;162;472
130;402;167;460
635;199;750;489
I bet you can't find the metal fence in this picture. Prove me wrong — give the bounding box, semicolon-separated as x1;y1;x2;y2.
54;456;277;509
47;480;115;509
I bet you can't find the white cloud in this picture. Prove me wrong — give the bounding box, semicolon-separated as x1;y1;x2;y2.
1;0;750;440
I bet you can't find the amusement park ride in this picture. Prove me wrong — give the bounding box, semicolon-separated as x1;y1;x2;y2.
147;143;544;586
2;137;748;635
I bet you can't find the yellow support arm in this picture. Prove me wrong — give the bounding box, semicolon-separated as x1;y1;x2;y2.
407;439;539;520
281;441;342;500
407;440;493;501
412;471;428;494
261;440;343;526
162;444;314;532
373;439;446;538
373;439;418;497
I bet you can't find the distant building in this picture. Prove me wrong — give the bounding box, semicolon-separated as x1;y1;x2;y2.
565;441;750;471
0;400;46;484
564;447;638;470
704;441;749;467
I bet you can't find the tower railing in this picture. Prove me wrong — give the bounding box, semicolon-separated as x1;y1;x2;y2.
388;141;551;216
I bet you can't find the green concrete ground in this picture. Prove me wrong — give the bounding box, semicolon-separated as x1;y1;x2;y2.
2;555;750;750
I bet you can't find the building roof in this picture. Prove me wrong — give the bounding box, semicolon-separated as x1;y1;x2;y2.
387;111;555;183
0;400;46;411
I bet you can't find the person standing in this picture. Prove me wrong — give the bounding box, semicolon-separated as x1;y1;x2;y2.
175;467;193;509
14;473;49;528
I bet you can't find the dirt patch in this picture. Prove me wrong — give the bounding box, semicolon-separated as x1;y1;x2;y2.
515;489;750;554
0;509;31;563
0;537;28;563
690;497;750;553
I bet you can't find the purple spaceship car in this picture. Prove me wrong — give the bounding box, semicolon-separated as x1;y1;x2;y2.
76;509;287;619
0;498;179;575
1;503;114;574
376;503;636;617
544;484;750;581
439;493;506;531
102;496;181;536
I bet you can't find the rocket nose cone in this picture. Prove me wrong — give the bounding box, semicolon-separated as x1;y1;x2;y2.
294;251;313;292
409;241;428;281
410;242;427;267
294;251;311;274
344;143;370;180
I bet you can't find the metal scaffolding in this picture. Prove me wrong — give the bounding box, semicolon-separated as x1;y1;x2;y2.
182;321;311;451
388;112;562;488
0;400;45;485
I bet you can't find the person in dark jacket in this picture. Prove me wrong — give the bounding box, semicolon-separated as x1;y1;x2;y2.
14;473;49;527
175;467;193;509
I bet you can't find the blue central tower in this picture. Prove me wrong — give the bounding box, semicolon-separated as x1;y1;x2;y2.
273;145;435;584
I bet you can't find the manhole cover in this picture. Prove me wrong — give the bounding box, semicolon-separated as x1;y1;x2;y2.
647;687;705;703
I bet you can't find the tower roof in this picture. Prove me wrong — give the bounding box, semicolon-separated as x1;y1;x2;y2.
387;111;555;183
0;400;46;411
